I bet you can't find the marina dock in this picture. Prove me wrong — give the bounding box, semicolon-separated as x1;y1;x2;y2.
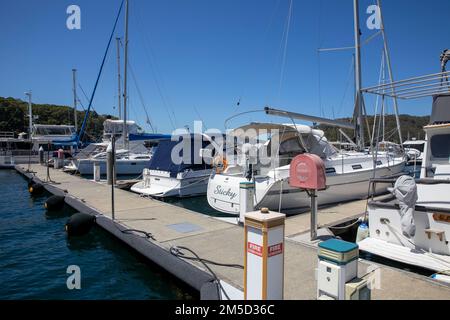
14;164;450;300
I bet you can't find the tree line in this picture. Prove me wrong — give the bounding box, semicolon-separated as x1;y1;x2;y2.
0;96;116;141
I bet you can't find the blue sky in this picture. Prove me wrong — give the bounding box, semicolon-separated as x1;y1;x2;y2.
1;0;448;134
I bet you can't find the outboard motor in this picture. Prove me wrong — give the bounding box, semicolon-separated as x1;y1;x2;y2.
390;175;418;238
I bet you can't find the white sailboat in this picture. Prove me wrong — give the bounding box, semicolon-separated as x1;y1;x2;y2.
64;0;167;176
64;120;159;175
207;121;405;215
403;139;426;164
206;0;406;215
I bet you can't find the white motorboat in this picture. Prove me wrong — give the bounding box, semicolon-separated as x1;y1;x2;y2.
359;93;450;274
64;136;159;176
403;139;426;164
66;148;152;176
131;134;218;198
64;2;171;177
207;122;405;215
63;117;170;175
31;124;77;151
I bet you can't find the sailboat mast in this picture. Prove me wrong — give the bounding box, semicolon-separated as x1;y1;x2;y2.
353;0;365;149
377;0;403;145
25;91;32;139
116;37;122;120
123;0;129;147
72;69;78;132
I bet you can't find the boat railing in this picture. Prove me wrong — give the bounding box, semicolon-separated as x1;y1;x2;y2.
368;199;450;215
369;175;450;201
0;132;15;138
362;71;450;100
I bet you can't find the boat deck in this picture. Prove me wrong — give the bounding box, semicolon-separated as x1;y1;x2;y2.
14;163;450;300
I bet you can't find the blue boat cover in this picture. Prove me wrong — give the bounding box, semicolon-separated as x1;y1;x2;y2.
149;134;212;177
129;133;171;141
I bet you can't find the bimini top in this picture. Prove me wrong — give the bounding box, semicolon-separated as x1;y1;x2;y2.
229;122;325;139
230;122;337;159
103;119;143;136
148;133;213;177
403;139;426;145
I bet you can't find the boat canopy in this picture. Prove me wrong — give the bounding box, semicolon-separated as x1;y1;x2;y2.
229;122;325;138
403;140;426;145
229;122;336;159
103;119;143;138
148;134;213;177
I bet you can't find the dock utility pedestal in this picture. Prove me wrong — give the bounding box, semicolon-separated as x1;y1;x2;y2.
317;239;370;300
289;154;326;240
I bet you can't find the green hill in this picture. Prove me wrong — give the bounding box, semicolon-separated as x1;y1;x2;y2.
0;96;116;141
318;114;429;144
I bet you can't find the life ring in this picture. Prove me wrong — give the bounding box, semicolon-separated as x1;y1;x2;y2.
213;155;228;173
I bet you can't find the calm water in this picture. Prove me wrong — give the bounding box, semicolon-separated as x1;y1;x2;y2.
0;170;196;300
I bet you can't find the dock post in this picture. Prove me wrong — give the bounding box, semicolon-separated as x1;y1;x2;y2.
106;142;116;185
55;148;64;170
239;181;255;224
39;146;44;165
54;158;60;169
93;161;101;182
110;136;116;221
244;208;285;300
310;190;318;240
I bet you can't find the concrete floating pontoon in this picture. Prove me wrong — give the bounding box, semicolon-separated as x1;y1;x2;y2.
14;164;450;300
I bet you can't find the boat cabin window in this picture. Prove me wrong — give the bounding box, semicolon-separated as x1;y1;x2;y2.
325;167;336;174
404;143;424;152
430;134;450;159
34;126;75;136
352;164;362;170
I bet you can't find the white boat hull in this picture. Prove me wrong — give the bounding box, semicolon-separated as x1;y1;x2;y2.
207;161;406;215
360;182;450;272
131;169;212;198
72;158;151;175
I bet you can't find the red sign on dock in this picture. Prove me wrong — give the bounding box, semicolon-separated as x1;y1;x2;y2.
268;243;283;257
247;242;262;257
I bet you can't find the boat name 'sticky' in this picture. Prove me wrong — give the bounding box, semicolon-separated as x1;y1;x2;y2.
214;186;237;200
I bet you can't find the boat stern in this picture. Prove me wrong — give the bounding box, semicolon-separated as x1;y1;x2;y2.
207;173;245;215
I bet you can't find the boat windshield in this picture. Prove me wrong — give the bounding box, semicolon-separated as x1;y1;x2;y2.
34;126;75;136
430;134;450;159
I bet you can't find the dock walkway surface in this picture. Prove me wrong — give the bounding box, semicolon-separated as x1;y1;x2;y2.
15;164;450;300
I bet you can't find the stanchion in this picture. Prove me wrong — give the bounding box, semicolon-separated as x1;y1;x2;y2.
93;161;101;182
110;136;116;221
